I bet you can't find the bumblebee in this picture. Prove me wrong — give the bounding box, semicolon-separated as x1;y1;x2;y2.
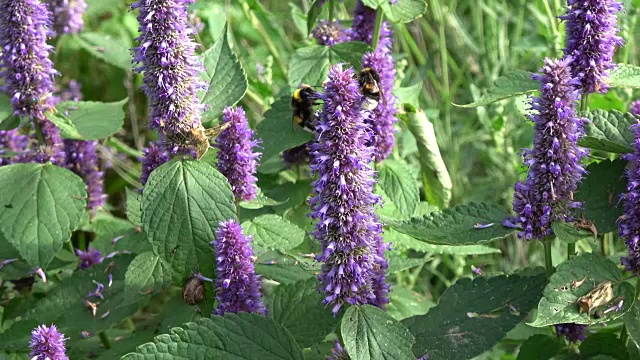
291;84;320;133
356;67;383;111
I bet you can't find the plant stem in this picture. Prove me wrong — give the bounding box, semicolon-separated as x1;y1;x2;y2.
371;8;384;50
98;331;111;350
567;242;575;259
328;0;334;22
568;93;590;260
543;238;554;278
601;232;610;256
620;323;629;345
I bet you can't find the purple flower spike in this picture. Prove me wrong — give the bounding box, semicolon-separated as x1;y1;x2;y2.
0;0;58;121
630;100;640;117
328;341;349;360
215;106;261;202
309;64;388;314
48;0;86;35
133;0;205;156
350;1;376;45
75;247;103;269
312;20;349;46
140;142;170;185
513;57;588;240
64;140;105;216
619;121;640;273
212;220;266;315
0;129;28;166
30;324;69;360
555;323;588;343
562;0;623;94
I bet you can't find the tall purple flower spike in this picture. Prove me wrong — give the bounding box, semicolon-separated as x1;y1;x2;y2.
64;140;106;215
619;120;640;273
312;20;349;46
0;130;28;166
133;0;205;156
513;57;588;240
555;323;588;343
215;106;261;202
213;220;266;315
309;64;388;314
630;100;640;117
562;0;623;94
140;141;170;185
30;324;69;360
48;0;86;35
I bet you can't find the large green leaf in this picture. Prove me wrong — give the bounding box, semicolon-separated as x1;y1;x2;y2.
0;93;12;122
608;64;640;89
199;25;247;122
266;278;338;348
242;214;305;253
624;297;640;351
404;111;452;208
53;98;128;140
403;270;547;360
530;253;634;327
331;41;371;69
288;45;330;87
122;315;304;360
306;0;325;34
142;159;236;280
342;305;415;360
76;32;131;71
580;109;635;153
574;159;627;234
125;188;142;227
579;333;630;360
388;202;515;245
454;70;538;108
387;286;435;321
379;0;428;23
378;160;419;217
0;164;86;267
385;227;500;255
124;252;173;300
516;335;562;360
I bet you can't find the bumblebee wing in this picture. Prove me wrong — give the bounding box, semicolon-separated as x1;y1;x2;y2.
203;121;231;139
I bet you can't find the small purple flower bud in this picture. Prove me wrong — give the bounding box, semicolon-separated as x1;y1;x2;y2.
34;267;47;283
64;140;106;216
212;220;266;315
47;0;86;35
215;106;261;202
471;265;483;276
140;142;170;185
75;247;103;269
328;341;349;360
619;121;640;273
561;0;624;94
87;281;104;300
312;20;349;46
555;323;588;343
30;324;69;360
513;57;588;240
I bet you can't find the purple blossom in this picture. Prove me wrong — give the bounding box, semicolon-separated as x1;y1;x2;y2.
0;129;28;166
75;247;103;269
140;142;169;185
282;142;311;167
215;106;261;202
630;100;640;117
212;220;266;315
32;119;66;165
309;64;387;314
30;324;69;360
87;281;104;300
64;140;105;216
132;0;205;156
619;121;640;273
328;341;349;360
555;323;588;343
350;1;376;45
513;57;588;240
561;0;623;94
47;0;86;35
312;20;348;46
53;79;83;103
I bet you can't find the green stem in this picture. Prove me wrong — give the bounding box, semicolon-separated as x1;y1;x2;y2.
33;118;46;146
328;0;334;22
601;233;610;256
620;323;629;345
98;331;112;350
78;232;86;251
543;238;554;278
567;242;575;259
371;8;384;50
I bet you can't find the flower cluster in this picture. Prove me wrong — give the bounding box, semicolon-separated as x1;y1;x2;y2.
212;220;266;315
312;20;348;46
0;130;28;166
75;247;103;269
350;1;376;45
309;64;388;314
215;106;261;202
562;0;623;94
140;142;170;185
30;324;68;360
555;323;588;343
64;140;105;215
132;0;205;156
619;120;640;273
48;0;86;35
630;100;640;117
513;57;588;240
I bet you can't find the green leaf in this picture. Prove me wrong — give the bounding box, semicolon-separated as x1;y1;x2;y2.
122;315;304;360
607;64;640;89
624;299;640;351
199;25;247;122
53;98;128;140
242;214;305;253
379;160;419;218
46;112;83;139
379;0;428;23
580;109;635;153
267;278;338;348
387;286;435;321
385;227;501;255
0;164;86;267
331;41;371;69
395;83;422;111
403;270;547;360
124;252;173;299
529;253;635;327
342;305;415;360
142;159;236;280
239;190;286;210
76;32;131;71
404;110;452;208
574;159;627;234
551;222;594;244
126;188;142;227
306;0;325;34
288;45;330;87
388;202;515;245
256;94;315;163
454;69;538;108
0;93;13;121
516;335;562;360
579;333;630;360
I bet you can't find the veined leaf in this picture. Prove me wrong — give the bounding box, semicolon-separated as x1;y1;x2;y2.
454;70;538;108
580;109;635;153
